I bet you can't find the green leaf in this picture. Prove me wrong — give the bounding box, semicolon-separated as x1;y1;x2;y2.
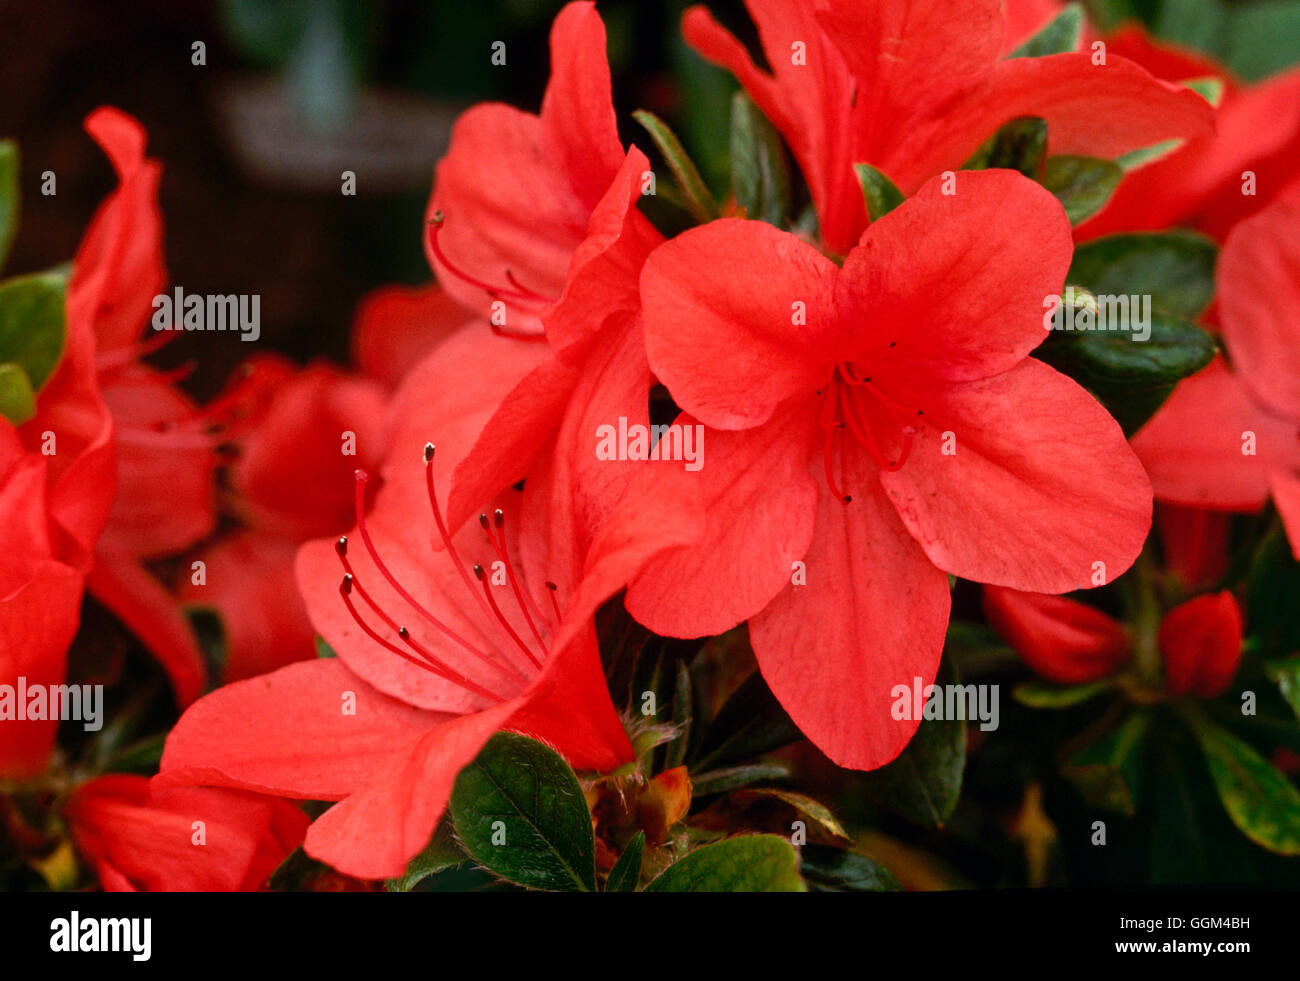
645;835;805;892
448;732;596;891
1008;3;1084;57
690;762;791;797
692;670;802;771
0;270;68;397
1265;657;1300;722
1248;524;1300;658
314;635;337;658
604;831;644;892
740;788;850;842
1036;312;1216;434
800;845;901;892
633;109;718;226
1062;710;1150;815
858;663;967;829
963;116;1048;178
0;362;35;425
0;141;17;273
386;819;463;891
729;92;789;227
1014;678;1116;709
853;162;904;223
1116;138;1183;172
1042;156;1123;225
1190;716;1300;855
1067;231;1218;320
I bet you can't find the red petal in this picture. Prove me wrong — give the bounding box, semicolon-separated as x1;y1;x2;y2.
1219;197;1300;419
66;774;307;892
303;701;516;879
181;532;316;682
1156;503;1231;591
626;410;819;637
749;466;951;770
641;218;838;430
1159;591;1243;698
880;359;1151;592
539;0;626;210
70;107;166;355
983;585;1130;683
838;169;1072;382
87;549;205;707
350;283;474;390
157;658;443;800
1131;358;1298;511
0;561;82;779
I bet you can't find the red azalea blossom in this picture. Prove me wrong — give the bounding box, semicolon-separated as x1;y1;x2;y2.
683;0;1215;254
628;169;1151;769
157;422;701;876
64;774;307;892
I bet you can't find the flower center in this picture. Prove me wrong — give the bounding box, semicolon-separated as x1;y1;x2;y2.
426;212;557;342
818;360;923;503
334;444;560;704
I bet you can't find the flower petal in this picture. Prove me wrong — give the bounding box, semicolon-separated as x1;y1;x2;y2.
641;218;838;430
1159;591;1243;698
983;585;1131;684
749;466;951;770
880;359;1151;592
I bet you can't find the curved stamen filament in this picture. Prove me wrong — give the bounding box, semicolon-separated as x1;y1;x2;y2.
352;470;530;688
424;445;497;625
473;563;543;670
544;582;563;624
427;213;554;306
486;509;552;651
339;576;507;703
818;383;852;504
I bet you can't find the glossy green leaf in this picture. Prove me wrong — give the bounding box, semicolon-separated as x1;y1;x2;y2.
0;270;68;396
854;162;904;223
1062;710;1150;815
800;845;901;892
1191;716;1300;855
449;732;596;891
633;109;718;225
1008;3;1084;57
1042;156;1123;225
604;831;644;892
730;92;789;227
645;835;804;892
1067;231;1218;320
963;116;1047;178
1035;313;1216;434
0;141;17;273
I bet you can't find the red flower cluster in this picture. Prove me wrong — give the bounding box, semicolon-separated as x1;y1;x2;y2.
4;0;1295;888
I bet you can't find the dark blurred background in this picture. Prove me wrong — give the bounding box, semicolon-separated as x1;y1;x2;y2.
0;0;752;395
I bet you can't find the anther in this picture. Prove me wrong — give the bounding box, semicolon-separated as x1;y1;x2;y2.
424;442;435;464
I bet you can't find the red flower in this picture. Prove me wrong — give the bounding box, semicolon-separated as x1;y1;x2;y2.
64;775;307;891
983;586;1131;684
350;283;475;391
421;2;664;545
157;431;701;878
986;586;1242;698
1131;188;1300;557
683;0;1214;253
3;107;220;777
628;170;1151;769
1159;591;1243;698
